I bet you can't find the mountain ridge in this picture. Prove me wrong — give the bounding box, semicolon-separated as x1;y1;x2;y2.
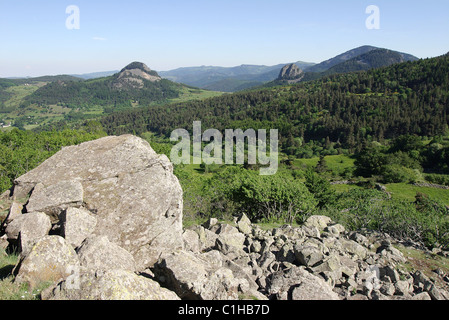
264;46;420;87
159;61;315;92
2;45;419;93
306;45;380;73
323;48;419;74
158;46;419;92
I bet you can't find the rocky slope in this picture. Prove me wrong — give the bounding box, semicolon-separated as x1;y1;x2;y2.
1;135;449;300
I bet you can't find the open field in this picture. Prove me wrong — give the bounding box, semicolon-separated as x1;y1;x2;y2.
168;86;224;103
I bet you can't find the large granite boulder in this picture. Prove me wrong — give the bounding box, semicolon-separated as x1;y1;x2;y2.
12;135;184;271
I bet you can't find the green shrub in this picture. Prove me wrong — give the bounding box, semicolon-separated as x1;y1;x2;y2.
208;167;317;224
320;189;449;249
425;173;449;186
174;165;218;223
354;146;387;177
304;168;336;208
382;164;420;183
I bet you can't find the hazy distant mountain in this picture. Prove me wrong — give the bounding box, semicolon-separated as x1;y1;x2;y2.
23;62;187;108
158;62;315;92
5;71;118;81
70;71;118;80
260;46;420;88
3;75;84;82
305;45;418;74
3;45;419;94
157;46;417;92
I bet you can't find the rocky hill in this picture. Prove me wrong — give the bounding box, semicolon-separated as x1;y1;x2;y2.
277;64;304;83
20;62;186;109
305;45;417;74
1;135;448;300
320;48;419;75
112;62;162;90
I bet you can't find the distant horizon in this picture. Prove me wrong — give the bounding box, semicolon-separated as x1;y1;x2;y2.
4;45;446;80
4;60;316;79
1;0;448;78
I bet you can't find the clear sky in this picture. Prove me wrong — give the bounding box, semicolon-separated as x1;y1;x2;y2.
0;0;448;77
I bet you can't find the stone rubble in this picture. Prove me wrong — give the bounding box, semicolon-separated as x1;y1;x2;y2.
168;213;448;300
3;196;449;300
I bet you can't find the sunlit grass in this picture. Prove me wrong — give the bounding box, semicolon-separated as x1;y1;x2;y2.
386;183;449;206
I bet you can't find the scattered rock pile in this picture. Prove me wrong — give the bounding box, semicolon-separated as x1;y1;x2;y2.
1;135;449;300
170;214;449;300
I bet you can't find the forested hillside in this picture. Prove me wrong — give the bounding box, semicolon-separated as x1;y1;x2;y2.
100;53;449;156
0;63;223;130
23;76;181;109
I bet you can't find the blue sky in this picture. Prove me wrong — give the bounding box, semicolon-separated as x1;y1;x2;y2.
0;0;448;77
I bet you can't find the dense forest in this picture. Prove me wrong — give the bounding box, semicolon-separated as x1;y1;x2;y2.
0;79;19;106
99;53;449;158
22;76;182;110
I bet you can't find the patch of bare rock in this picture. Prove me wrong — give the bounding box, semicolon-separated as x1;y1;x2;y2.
1;135;449;300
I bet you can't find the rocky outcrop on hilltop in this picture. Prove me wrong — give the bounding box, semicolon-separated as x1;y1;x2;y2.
112;62;162;89
277;64;304;83
1;136;449;300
